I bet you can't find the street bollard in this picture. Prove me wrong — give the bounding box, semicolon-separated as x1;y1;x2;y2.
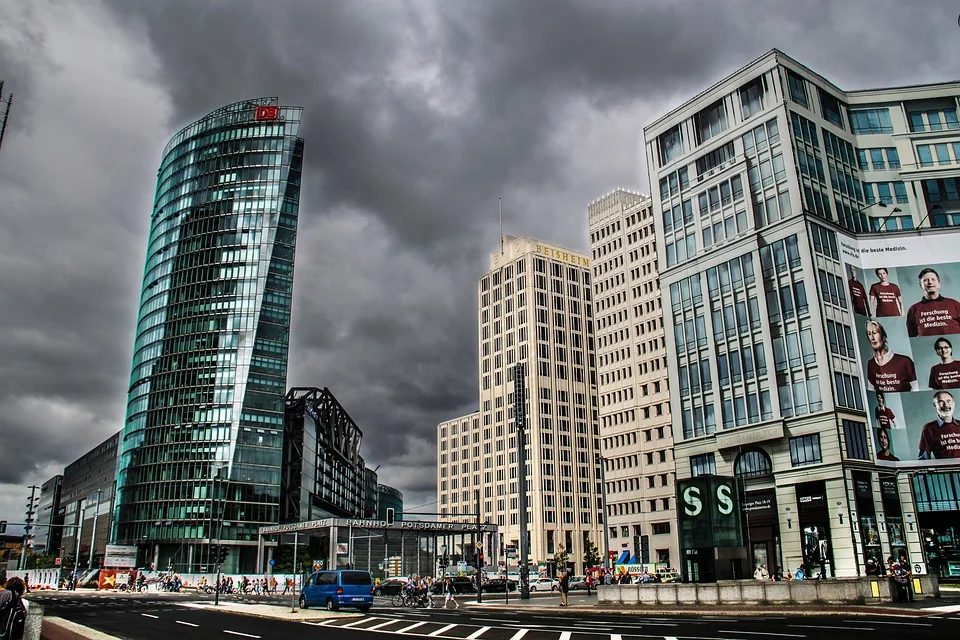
25;603;43;640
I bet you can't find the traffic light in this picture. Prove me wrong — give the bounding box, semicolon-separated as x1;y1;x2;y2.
385;508;395;526
215;547;229;565
478;553;484;568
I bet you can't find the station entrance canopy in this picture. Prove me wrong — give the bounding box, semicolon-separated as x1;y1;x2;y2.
256;518;497;578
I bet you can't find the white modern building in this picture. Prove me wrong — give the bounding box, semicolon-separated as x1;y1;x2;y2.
645;49;960;581
587;190;679;571
437;236;604;574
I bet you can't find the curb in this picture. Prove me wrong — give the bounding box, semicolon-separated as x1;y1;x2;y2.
41;617;123;640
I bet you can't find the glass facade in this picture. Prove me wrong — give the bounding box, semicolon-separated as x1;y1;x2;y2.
113;98;304;571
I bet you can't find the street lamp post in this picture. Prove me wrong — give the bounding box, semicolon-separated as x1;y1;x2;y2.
596;452;610;572
88;489;103;571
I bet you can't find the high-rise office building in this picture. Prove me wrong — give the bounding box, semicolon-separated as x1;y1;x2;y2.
646;49;960;581
34;475;63;555
113;98;304;573
60;432;119;569
438;236;603;574
587;190;679;571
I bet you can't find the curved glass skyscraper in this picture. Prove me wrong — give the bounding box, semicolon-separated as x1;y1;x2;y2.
114;98;304;573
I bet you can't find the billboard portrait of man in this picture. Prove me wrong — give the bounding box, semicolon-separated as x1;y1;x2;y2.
874;391;897;429
865;321;918;393
848;265;869;316
906;268;960;337
918;390;960;459
869;268;903;317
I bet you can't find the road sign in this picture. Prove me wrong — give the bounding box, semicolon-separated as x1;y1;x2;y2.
55;557;61;566
269;559;276;566
476;542;483;550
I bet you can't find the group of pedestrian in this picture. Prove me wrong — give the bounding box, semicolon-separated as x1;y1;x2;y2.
754;564;809;582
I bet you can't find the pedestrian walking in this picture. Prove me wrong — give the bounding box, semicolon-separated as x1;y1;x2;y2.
443;577;459;609
558;571;569;606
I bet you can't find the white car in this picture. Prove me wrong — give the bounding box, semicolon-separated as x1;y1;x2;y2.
528;577;559;592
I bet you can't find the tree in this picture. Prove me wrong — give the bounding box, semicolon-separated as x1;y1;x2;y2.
582;539;600;570
552;545;568;575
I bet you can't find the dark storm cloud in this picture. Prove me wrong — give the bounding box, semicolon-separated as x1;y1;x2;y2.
2;0;959;517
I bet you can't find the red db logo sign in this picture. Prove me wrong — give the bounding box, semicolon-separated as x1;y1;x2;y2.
255;106;280;121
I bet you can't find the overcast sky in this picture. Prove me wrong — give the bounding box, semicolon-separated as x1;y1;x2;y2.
1;0;959;526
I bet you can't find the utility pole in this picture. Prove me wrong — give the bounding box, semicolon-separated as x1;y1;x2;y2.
88;489;103;571
72;499;84;583
597;451;610;572
475;489;483;603
20;485;39;570
0;81;12;156
513;362;530;600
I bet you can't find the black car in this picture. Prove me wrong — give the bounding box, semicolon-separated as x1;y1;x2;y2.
374;579;407;596
481;578;517;593
431;577;477;594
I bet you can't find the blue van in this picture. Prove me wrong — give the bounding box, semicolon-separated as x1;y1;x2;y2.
300;570;374;612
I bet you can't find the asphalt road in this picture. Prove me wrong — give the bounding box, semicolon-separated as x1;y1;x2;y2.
27;590;960;640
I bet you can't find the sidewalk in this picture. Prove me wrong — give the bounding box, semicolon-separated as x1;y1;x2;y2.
180;601;360;621
41;618;122;640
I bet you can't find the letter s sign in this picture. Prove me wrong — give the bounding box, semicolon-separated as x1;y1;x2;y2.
716;484;734;515
683;486;702;516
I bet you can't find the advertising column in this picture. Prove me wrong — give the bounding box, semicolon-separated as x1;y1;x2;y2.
839;230;960;576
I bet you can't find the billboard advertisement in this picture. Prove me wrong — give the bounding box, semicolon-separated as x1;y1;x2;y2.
841;231;960;466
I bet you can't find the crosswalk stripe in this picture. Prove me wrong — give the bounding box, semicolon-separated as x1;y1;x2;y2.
428;624;458;636
610;634;622;640
343;618;378;628
467;627;490;639
559;633;571;640
396;621;428;634
367;620;402;631
509;630;529;640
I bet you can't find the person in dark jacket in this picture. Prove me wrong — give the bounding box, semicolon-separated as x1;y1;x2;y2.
0;576;27;640
558;571;569;606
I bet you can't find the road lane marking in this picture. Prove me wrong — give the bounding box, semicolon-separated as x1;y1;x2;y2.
467;627;490;639
610;635;622;640
559;633;571;640
224;631;261;638
790;626;872;632
664;637;678;640
343;618;377;628
842;620;930;627
367;620;402;630
396;621;428;634
428;624;458;636
175;621;199;627
718;632;805;638
509;630;529;640
141;614;159;619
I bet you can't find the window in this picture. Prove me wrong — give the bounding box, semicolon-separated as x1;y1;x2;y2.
659;124;684;165
690;453;716;477
818;88;845;128
734;449;773;478
789;434;822;467
739;76;765;119
695;99;728;144
843;420;870;460
908;108;960;133
787;70;807;108
652;522;671;535
918;144;935;168
695;142;736;177
849;108;893;135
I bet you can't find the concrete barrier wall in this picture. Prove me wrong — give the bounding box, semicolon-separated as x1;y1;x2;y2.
597;575;940;606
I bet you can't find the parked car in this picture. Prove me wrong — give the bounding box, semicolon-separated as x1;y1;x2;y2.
528;577;558;592
567;576;587;590
374;578;407;596
300;570;374;612
482;578;518;592
431;576;477;594
657;569;681;583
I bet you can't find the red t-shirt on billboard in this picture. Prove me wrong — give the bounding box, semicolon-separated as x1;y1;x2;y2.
849;280;869;315
929;361;960;389
867;354;917;392
876;450;900;462
874;406;896;429
869;282;902;317
906;296;960;337
918;419;960;459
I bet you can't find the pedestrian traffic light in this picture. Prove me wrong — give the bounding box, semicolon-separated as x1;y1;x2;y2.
385;508;395;526
478;553;484;568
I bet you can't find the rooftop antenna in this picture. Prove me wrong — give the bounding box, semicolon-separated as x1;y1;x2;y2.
499;197;504;255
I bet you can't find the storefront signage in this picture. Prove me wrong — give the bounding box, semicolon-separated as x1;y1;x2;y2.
743;492;776;518
534;244;590;267
104;544;138;568
715;423;784;450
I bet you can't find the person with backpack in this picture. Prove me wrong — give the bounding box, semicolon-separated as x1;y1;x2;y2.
0;576;27;640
